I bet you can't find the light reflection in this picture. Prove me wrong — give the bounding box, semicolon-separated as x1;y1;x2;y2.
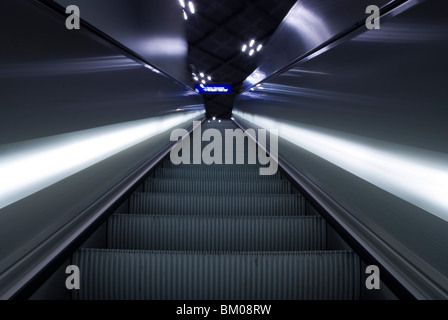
281;67;330;77
353;21;448;43
245;69;267;88
141;37;188;57
241;83;374;106
233;110;448;222
0;110;205;210
0;56;140;77
284;5;332;46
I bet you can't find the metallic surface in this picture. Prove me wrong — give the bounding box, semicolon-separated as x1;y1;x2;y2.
130;193;305;216
234;0;448;298
0;0;204;298
153;168;282;180
144;178;292;194
54;0;189;82
242;0;419;91
74;249;360;300
108;214;326;251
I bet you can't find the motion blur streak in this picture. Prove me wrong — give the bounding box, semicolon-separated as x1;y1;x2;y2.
0;110;205;210
233;110;448;222
0;56;141;78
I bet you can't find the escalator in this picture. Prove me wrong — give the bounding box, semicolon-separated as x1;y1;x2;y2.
72;120;362;300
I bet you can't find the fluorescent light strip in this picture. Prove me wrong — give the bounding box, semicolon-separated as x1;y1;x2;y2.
0;110;205;210
233;110;448;222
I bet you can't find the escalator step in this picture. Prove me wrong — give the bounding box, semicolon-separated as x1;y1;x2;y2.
144;179;292;194
129;193;305;216
73;249;360;300
154;168;282;180
161;162;263;169
108;215;325;251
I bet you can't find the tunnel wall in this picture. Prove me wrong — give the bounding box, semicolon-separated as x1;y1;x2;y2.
0;0;204;297
234;0;448;298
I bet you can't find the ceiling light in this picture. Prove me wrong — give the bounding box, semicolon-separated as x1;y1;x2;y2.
200;72;204;78
201;80;206;84
257;44;263;51
256;84;261;87
207;76;212;81
213;117;216;121
249;39;255;47
242;44;247;52
194;76;199;81
188;1;195;14
179;0;185;8
183;10;188;20
249;49;255;56
219;120;221;123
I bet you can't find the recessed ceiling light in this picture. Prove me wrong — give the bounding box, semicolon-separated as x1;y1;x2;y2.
249;39;255;47
242;44;247;52
249;49;255;56
200;73;204;78
194;77;199;81
201;80;206;84
188;1;195;14
207;76;212;81
257;44;263;51
179;0;185;8
183;10;188;20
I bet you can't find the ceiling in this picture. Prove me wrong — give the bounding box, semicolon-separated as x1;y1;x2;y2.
183;0;297;118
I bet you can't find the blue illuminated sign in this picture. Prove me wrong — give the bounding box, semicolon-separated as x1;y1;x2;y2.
195;84;232;94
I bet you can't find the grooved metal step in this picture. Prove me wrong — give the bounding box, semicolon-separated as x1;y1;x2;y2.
129;193;305;216
153;168;282;180
108;215;325;251
73;249;361;300
161;162;263;169
144;179;292;194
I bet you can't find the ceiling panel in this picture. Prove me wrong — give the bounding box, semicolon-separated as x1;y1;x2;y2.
185;0;297;117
